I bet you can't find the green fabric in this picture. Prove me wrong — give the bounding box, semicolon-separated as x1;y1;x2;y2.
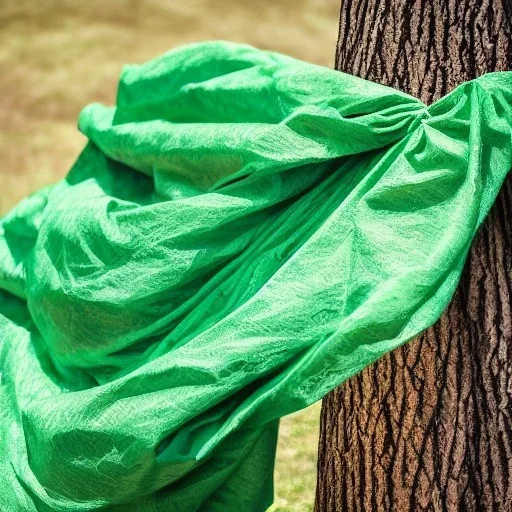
1;41;511;511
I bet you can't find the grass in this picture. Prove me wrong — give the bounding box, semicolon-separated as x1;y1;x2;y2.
0;1;336;508
270;402;322;511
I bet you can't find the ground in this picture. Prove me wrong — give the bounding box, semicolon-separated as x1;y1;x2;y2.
0;1;337;509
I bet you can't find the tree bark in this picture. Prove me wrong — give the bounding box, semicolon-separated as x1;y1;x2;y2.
315;1;512;511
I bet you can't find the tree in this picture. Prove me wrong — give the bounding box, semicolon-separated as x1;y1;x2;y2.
315;1;512;510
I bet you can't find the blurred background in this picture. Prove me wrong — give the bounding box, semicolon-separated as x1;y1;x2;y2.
0;1;339;509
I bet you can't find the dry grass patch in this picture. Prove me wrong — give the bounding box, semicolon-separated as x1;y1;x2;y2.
0;1;336;508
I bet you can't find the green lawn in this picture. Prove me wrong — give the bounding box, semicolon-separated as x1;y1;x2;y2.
270;403;322;511
0;1;336;509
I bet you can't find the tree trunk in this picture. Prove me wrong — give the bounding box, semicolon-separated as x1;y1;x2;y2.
315;1;512;511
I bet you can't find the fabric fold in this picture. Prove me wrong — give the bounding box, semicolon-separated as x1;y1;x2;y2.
1;41;511;511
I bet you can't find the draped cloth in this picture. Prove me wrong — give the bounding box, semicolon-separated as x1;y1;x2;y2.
1;41;511;511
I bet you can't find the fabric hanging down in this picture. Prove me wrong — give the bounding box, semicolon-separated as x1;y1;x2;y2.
1;41;511;511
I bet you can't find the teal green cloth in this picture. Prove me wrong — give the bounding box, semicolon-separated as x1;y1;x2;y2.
1;41;511;511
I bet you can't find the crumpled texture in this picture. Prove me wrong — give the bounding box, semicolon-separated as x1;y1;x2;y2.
0;41;511;511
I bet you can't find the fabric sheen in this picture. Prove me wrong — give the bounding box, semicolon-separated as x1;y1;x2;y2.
1;41;511;511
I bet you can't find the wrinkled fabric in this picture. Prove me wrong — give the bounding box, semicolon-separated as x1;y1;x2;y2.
1;41;511;511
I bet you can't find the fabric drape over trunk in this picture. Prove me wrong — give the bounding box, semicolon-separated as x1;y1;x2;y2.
1;41;511;511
